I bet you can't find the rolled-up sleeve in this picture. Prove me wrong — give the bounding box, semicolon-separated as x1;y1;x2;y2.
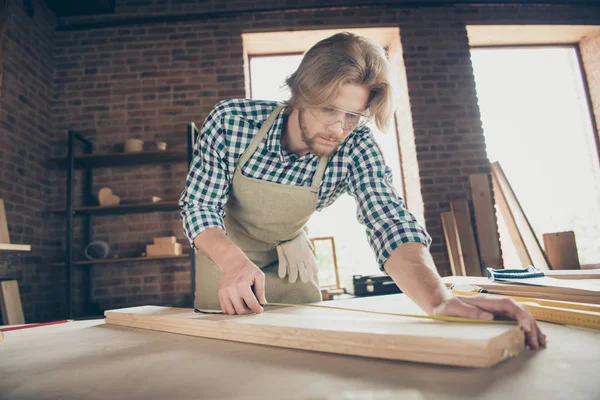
345;130;432;271
179;102;231;248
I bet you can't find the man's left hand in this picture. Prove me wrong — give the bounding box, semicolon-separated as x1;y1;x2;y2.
432;295;547;349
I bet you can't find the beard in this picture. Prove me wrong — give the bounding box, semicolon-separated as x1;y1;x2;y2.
298;109;341;157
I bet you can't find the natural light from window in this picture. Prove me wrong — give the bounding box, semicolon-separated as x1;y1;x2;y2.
471;46;600;267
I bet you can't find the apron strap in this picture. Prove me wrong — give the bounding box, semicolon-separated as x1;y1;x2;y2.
237;104;285;170
236;103;329;193
310;156;329;193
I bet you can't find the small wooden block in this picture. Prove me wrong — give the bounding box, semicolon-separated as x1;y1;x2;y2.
543;231;580;270
146;243;182;257
153;236;177;245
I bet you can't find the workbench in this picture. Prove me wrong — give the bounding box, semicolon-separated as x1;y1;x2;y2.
1;303;599;400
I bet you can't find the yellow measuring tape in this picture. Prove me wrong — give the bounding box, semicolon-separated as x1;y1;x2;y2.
264;302;517;325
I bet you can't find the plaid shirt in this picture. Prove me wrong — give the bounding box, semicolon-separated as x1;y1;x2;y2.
179;99;431;270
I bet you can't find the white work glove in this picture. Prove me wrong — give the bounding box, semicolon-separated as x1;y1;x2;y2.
276;231;318;283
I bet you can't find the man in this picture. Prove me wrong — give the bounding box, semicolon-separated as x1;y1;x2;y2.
179;32;546;349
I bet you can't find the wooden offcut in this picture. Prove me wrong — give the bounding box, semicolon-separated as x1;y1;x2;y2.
441;211;465;276
490;163;549;270
153;236;177;245
543;231;580;270
0;281;25;325
146;242;182;257
104;295;525;368
450;200;482;276
469;174;502;271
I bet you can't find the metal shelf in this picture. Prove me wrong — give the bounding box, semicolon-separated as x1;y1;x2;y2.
50;150;187;169
51;254;190;266
50;200;180;216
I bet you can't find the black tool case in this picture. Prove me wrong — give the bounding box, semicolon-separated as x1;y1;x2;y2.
351;274;402;296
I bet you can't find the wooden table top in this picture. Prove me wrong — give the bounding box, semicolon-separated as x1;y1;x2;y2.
1;314;599;400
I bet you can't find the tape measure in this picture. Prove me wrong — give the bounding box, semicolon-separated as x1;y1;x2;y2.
264;302;517;325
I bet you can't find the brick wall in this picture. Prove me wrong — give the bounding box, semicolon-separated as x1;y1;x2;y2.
580;31;600;164
0;0;61;322
3;0;599;321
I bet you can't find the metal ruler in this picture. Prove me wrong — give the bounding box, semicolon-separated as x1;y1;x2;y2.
453;290;600;330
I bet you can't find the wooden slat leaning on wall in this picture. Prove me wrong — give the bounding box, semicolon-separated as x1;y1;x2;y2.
450;200;482;276
0;199;10;244
490;162;550;270
441;211;465;276
0;281;25;325
469;174;503;272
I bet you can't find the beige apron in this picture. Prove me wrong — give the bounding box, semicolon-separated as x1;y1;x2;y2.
195;105;329;311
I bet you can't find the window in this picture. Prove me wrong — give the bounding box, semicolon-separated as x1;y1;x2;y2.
471;46;600;267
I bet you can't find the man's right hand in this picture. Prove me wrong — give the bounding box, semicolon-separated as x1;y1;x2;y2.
218;259;266;315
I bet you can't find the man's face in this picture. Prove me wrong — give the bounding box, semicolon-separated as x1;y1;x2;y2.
298;83;370;157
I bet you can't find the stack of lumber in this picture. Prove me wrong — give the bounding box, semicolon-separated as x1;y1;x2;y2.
441;162;591;277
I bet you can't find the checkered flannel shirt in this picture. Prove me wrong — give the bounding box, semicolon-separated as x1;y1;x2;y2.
179;99;431;270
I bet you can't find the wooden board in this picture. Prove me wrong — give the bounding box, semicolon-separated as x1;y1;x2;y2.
543;231;580;270
0;280;25;325
450;200;482;276
104;295;525;368
0;243;32;252
443;276;600;304
469;174;502;271
0;199;9;244
441;211;464;276
545;269;600;280
490;169;531;267
490;163;550;270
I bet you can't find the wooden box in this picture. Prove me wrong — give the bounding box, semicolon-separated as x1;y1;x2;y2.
146;242;182;257
153;236;177;245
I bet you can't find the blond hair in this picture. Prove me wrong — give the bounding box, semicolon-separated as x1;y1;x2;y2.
285;32;394;132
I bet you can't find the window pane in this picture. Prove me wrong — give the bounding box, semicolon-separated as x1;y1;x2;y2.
471;47;600;266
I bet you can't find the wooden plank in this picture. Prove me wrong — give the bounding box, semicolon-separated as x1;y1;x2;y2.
469;174;503;271
441;211;465;276
0;281;25;325
450;200;482;276
0;199;9;244
104;295;525;368
490;168;532;268
0;244;32;252
490;162;550;270
545;270;600;280
443;276;600;304
543;231;580;270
